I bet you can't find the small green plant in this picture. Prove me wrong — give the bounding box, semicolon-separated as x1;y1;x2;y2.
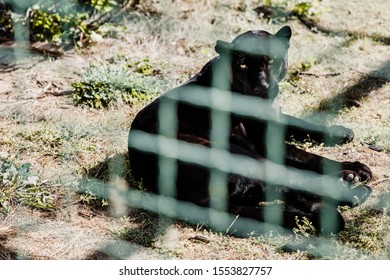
286;59;317;89
255;0;323;22
28;8;63;42
87;0;118;12
0;2;13;40
1;0;123;46
79;191;109;208
72;61;169;108
291;1;320;18
0;156;56;213
128;58;162;76
27;1;106;45
293;216;317;237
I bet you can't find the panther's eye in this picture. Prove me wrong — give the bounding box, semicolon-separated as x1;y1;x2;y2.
269;59;274;64
239;64;248;70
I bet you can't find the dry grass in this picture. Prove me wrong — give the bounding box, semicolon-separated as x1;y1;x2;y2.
0;0;389;259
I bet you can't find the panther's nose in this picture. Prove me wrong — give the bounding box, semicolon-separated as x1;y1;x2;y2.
258;71;269;89
261;80;269;89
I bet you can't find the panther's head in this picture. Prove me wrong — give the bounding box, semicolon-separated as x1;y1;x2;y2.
215;26;291;100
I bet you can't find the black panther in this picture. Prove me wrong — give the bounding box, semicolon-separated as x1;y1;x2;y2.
128;26;372;234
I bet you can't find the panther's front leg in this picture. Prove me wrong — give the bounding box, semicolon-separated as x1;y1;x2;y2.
282;147;373;209
285;144;373;182
286;140;372;182
282;114;354;145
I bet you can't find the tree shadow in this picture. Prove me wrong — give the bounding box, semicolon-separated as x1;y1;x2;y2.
84;152;131;183
253;4;390;115
84;236;167;260
0;244;17;260
83;210;173;259
79;152;172;259
253;5;390;45
309;60;390;116
0;230;18;260
295;14;390;45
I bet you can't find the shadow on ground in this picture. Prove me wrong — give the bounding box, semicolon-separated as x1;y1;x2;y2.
79;153;172;259
254;5;390;45
314;60;390;114
0;244;17;260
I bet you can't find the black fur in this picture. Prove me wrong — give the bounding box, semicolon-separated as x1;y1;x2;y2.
128;26;372;235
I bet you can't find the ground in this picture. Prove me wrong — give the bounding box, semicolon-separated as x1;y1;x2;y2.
0;0;389;259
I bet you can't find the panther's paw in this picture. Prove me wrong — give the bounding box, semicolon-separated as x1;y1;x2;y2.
341;161;373;182
325;125;354;145
350;184;372;207
337;183;372;207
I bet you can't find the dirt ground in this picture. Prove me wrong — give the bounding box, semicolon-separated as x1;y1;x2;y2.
0;0;389;259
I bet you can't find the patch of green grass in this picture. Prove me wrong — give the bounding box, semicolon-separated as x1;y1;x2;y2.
338;209;389;255
72;59;169;108
15;121;99;160
114;212;164;248
278;207;389;259
0;155;57;213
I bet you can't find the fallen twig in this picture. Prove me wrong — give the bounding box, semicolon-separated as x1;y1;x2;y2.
188;235;210;244
298;72;341;78
370;178;390;186
360;141;385;152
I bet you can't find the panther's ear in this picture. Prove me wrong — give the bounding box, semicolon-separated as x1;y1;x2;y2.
275;26;292;49
215;40;234;55
275;26;292;41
